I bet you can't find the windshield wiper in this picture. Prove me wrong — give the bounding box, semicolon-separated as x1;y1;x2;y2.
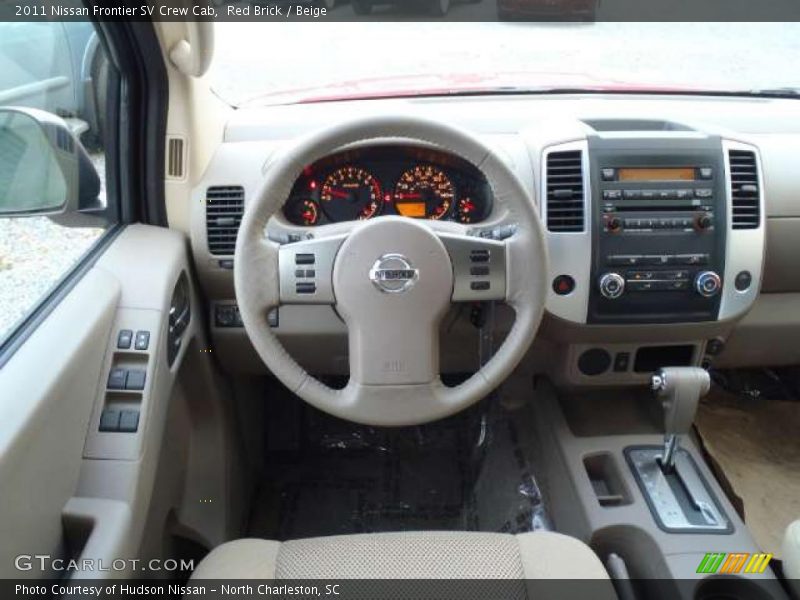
746;87;800;98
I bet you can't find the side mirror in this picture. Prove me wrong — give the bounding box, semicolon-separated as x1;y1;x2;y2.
0;107;101;217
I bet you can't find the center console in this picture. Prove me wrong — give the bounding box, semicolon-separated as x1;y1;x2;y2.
589;137;727;324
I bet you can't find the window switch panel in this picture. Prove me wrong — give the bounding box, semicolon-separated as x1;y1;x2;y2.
117;330;133;349
119;410;140;433
134;331;150;351
99;409;121;432
126;370;146;391
107;368;127;390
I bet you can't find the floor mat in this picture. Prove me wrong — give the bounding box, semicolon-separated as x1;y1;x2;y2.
696;375;800;558
249;380;550;541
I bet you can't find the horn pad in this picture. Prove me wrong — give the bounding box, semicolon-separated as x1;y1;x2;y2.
333;217;453;385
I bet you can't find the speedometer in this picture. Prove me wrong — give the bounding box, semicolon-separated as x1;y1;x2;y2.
394;165;454;220
320;167;382;222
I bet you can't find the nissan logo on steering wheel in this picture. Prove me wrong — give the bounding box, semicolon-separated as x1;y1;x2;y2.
369;254;419;294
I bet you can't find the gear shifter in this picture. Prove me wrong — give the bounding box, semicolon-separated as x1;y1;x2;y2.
650;367;710;472
628;366;728;532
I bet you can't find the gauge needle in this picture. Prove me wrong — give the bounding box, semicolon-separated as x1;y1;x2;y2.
398;193;422;200
328;189;350;199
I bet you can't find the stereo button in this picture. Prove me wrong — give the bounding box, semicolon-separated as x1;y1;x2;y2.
599;273;625;299
675;254;709;266
641;255;670;266
695;271;722;297
607;255;641;266
628;280;655;292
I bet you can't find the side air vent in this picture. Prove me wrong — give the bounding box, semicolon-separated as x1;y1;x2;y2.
206;186;244;256
546;150;585;232
728;150;760;229
166;137;185;179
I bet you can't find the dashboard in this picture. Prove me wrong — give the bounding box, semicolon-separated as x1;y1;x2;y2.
282;145;493;226
189;93;800;384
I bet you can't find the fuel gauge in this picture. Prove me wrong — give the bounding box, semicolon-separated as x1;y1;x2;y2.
285;198;320;226
456;197;478;223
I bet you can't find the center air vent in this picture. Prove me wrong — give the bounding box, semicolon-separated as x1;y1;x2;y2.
206;186;244;256
728;150;760;229
546;150;585;232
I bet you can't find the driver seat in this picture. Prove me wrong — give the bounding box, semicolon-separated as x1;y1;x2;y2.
191;531;614;586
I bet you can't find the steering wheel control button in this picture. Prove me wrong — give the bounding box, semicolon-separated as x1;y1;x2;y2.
119;410;140;433
470;265;490;277
552;275;575;296
469;249;490;263
296;282;317;294
125;370;146;391
695;271;722;297
107;368;128;390
134;330;150;351
117;330;133;349
295;253;315;265
578;348;612;376
599;273;625;299
735;271;753;292
368;254;419;294
470;281;490;291
99;409;121;433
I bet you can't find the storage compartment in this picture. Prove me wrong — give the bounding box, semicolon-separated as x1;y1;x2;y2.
583;452;632;507
634;345;695;373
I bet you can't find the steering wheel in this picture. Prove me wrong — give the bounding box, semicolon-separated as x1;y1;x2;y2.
234;116;548;426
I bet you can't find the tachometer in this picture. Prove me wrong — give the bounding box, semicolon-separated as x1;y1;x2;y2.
394;165;454;220
320;167;382;221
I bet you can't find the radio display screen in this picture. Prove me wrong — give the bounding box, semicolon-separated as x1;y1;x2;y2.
618;167;695;182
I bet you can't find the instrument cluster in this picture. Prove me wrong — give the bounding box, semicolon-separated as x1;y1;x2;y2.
283;145;493;226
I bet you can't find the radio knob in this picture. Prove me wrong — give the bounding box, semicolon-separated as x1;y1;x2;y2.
599;273;625;299
695;271;722;297
606;216;622;232
696;213;714;231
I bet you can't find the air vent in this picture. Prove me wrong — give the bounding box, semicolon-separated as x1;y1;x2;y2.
546;150;585;232
206;186;244;256
728;150;760;229
167;137;185;179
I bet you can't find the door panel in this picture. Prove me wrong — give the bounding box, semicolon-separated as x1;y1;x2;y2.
0;267;119;578
0;224;227;579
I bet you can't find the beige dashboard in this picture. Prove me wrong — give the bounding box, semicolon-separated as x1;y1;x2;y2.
170;93;800;385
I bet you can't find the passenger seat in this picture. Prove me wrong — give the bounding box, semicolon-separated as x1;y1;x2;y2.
784;520;800;596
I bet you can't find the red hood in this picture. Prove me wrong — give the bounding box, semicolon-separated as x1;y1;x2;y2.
238;71;702;106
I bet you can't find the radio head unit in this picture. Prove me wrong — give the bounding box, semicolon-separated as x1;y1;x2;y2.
588;137;727;324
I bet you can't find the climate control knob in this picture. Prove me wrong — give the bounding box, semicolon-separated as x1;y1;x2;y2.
695;271;722;297
599;272;625;299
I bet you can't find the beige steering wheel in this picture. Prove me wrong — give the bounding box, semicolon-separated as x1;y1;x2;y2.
234;115;548;426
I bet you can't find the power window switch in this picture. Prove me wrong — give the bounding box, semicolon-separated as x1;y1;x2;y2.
99;409;121;432
117;330;133;349
134;331;150;351
126;370;146;391
107;368;128;390
119;410;140;433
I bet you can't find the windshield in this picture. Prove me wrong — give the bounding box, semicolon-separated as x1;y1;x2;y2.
209;22;800;106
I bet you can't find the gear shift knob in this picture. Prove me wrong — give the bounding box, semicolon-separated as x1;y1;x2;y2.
651;367;710;470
